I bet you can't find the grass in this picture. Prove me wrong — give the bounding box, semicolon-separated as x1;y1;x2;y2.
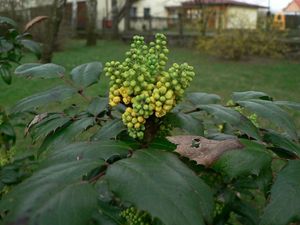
1;39;300;107
1;39;299;151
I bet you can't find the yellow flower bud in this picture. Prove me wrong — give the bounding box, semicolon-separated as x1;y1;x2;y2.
155;110;166;118
156;81;163;88
113;90;120;96
153;93;160;100
165;90;174;99
109;101;117;107
159;86;167;94
163;105;173;111
150;97;155;103
131;111;137;117
134;123;141;129
166;99;174;105
113;96;121;104
126;107;133;113
155;106;162;112
156;101;162;107
138;116;145;123
123;97;131;105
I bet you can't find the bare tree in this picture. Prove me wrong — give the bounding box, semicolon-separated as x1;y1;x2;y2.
71;0;78;36
111;0;138;39
0;0;28;21
194;0;215;36
86;0;98;46
111;0;119;38
40;0;66;63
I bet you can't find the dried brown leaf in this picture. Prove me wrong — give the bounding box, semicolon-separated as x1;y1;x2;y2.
24;16;48;32
167;135;244;167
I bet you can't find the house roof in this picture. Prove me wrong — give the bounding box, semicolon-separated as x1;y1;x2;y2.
292;0;300;7
283;0;300;12
181;0;266;8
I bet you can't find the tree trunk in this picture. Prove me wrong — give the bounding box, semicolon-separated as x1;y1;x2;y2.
40;0;66;63
124;0;131;32
71;0;78;36
111;0;138;39
195;0;209;37
111;0;119;39
86;0;97;46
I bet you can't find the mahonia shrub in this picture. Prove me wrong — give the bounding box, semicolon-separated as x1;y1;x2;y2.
0;16;41;85
104;34;195;139
0;33;299;225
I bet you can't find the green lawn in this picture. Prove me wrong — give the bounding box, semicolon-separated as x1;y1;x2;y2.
1;39;300;108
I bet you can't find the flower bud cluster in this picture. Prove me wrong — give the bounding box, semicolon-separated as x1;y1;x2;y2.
120;207;151;225
104;33;195;139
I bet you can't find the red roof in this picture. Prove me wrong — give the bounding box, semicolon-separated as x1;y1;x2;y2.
295;0;300;7
284;0;300;11
182;0;266;8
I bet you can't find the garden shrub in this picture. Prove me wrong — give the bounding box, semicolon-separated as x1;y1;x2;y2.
0;16;41;85
198;22;288;60
0;34;299;225
0;17;41;167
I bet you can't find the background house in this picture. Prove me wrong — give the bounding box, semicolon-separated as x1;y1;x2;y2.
64;0;188;32
0;0;267;33
273;0;300;30
283;0;300;14
169;0;266;30
127;0;187;31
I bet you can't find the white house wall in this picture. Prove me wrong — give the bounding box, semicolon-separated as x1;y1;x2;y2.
132;0;168;17
226;6;258;29
126;0;185;31
16;0;183;30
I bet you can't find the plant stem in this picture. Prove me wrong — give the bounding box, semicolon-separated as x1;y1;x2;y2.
60;75;91;102
141;116;160;148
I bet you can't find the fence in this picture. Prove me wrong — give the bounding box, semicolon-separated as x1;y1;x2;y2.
286;15;300;30
125;16;207;36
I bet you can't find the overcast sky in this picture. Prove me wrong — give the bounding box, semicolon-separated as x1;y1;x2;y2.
239;0;292;12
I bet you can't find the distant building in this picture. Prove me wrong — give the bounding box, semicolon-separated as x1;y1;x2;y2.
127;0;187;31
283;0;300;14
1;0;266;32
275;0;300;30
167;0;267;30
65;0;188;31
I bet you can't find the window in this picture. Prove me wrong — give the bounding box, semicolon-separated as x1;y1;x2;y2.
144;7;151;18
130;7;137;17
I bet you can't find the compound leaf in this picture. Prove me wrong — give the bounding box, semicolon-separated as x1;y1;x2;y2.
199;104;261;140
87;97;108;116
237;99;298;140
15;63;65;78
92;119;126;141
170;112;204;135
186;92;221;105
264;131;300;158
106;150;214;225
20;39;41;58
0;159;102;225
213;140;272;179
11;85;76;114
39;116;95;152
260;161;300;225
70;62;102;87
232;91;271;101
